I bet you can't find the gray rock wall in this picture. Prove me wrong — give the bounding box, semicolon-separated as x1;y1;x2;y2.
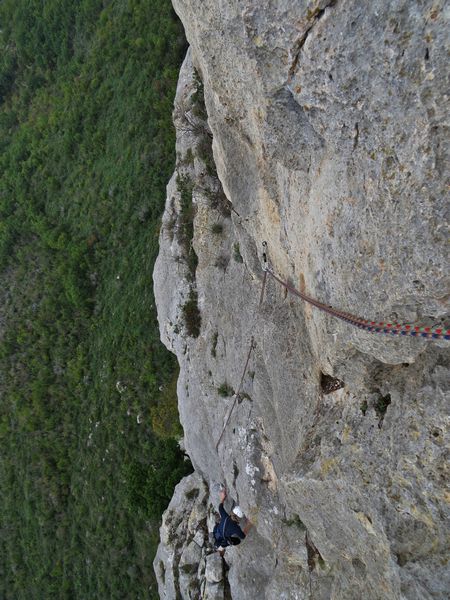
153;1;449;598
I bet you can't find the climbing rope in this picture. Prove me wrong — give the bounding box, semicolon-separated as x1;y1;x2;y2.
215;244;448;450
265;267;450;341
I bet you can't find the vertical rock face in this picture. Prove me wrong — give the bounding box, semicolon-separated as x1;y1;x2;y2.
153;1;449;599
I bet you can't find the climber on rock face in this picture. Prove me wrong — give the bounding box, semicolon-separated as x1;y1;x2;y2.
213;489;251;555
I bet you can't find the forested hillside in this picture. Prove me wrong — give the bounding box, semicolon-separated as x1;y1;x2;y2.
0;1;190;597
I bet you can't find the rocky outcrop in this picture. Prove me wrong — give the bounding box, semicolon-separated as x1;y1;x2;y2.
153;1;449;598
154;473;227;600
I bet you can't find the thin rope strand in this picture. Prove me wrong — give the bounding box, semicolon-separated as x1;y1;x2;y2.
215;272;268;451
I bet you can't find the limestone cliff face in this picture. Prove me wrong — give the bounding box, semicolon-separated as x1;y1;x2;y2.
153;1;449;598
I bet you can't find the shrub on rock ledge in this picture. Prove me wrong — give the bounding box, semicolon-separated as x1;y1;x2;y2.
182;290;201;337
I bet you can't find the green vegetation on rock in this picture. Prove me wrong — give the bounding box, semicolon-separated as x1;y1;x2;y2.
0;1;190;598
217;382;235;397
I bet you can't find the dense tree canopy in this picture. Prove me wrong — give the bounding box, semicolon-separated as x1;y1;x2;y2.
0;1;190;597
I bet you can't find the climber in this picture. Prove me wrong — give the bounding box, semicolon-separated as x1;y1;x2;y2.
213;489;251;555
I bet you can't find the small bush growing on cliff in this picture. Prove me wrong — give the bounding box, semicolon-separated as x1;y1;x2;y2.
191;68;207;121
197;134;216;177
211;222;223;234
374;393;391;427
164;198;178;241
182;289;201;337
217;382;234;397
176;174;198;280
233;243;243;263
184;488;199;501
176;174;195;244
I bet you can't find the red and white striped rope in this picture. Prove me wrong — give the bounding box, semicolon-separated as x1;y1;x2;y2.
266;268;449;341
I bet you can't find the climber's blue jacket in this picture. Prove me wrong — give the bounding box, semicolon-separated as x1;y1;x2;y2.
213;503;246;548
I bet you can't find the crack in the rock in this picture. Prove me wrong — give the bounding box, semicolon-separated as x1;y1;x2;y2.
223;556;232;600
353;122;359;151
288;0;337;82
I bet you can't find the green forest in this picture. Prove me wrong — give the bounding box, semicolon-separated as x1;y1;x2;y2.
0;1;191;597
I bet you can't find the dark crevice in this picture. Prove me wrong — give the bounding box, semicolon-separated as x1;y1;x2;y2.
352;557;367;576
288;0;337;81
374;392;391;428
305;529;324;571
353;122;359;150
396;552;408;567
232;460;239;487
222;557;232;600
320;372;345;394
